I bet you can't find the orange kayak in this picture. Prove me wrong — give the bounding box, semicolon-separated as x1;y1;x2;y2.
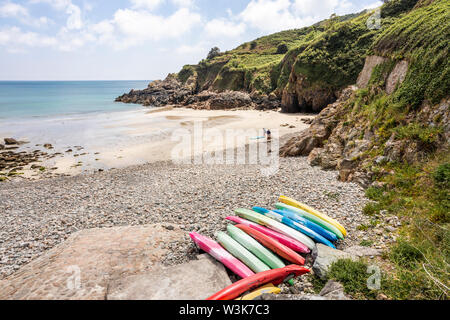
236;224;305;266
207;265;310;300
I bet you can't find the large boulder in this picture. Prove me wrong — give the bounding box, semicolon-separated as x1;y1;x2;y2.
4;138;18;145
356;56;387;88
258;280;350;300
344;246;382;258
280;88;355;157
319;280;351;300
0;224;186;300
207;91;253;110
107;254;231;300
312;244;358;280
386;60;408;94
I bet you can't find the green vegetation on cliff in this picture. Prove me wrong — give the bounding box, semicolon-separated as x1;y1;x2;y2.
174;0;448;300
176;10;376;94
175;0;427;101
333;0;449;300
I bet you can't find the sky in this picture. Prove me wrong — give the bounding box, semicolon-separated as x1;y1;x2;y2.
0;0;382;80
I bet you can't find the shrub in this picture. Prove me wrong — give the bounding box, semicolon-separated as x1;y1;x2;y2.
206;47;221;60
381;0;420;18
390;240;423;269
433;163;450;189
327;259;380;299
276;43;288;54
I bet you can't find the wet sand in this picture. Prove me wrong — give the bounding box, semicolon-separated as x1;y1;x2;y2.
1;107;314;179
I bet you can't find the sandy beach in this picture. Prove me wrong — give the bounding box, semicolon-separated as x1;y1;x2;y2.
1;107;313;180
0;106;376;289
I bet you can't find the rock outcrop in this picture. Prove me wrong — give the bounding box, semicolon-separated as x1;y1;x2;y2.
0;150;48;173
258;280;350;300
280;86;357;157
107;254;231;300
280;51;449;187
115;74;192;107
385;60;409;94
281;73;337;113
4;138;18;145
312;244;358;280
0;224;186;300
357;56;387;88
115;74;281;111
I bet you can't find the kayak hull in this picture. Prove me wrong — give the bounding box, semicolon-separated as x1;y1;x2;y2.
207;265;310;300
226;216;310;254
276;203;344;240
227;224;285;270
236;224;305;266
236;284;281;300
217;232;270;273
279;195;347;237
189;232;254;279
253;207;336;249
235;208;316;250
273;209;338;242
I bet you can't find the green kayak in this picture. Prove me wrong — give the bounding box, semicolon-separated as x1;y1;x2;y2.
216;232;270;273
227;224;285;270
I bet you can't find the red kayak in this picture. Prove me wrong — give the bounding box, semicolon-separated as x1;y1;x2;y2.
236;224;305;266
207;265;310;300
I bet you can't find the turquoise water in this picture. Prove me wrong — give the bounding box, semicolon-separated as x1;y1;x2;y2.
0;81;150;119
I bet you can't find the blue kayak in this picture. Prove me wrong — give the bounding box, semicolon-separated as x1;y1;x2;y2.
272;209;338;242
252;207;336;249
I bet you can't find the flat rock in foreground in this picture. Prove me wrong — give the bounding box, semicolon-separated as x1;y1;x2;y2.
0;224;185;300
108;254;231;300
312;244;358;280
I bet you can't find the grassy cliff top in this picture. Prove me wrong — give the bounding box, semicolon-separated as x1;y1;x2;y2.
176;0;436;95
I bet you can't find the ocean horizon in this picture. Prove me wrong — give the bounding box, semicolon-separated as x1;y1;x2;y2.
0;80;151;120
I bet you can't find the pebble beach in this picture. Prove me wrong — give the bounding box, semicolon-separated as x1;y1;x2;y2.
0;156;370;283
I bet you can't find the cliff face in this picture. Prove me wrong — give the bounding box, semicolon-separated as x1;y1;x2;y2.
281;0;449;187
115;0;447;118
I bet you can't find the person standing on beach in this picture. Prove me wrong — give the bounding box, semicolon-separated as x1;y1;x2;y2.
266;129;272;141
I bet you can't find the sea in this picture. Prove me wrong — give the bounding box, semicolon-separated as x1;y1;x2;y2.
0;81;173;172
0;81;150;119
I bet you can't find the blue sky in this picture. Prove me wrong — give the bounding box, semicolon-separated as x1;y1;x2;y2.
0;0;382;80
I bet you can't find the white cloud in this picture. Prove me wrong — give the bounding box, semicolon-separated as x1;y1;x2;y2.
240;0;304;33
363;1;383;10
91;8;202;49
115;8;200;39
56;27;96;51
205;18;246;38
0;26;57;47
176;44;205;55
130;0;194;10
172;0;195;7
0;1;50;27
130;0;164;10
30;0;83;30
0;2;28;17
293;0;355;18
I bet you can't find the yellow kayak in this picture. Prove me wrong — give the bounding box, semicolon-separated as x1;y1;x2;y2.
236;284;281;300
279;195;348;237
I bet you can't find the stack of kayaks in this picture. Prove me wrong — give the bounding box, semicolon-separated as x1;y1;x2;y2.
189;195;347;300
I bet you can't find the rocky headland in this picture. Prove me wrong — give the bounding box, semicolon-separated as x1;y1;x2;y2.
115;74;281;111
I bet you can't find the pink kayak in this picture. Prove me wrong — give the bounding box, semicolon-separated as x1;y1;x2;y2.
226;216;310;254
189;232;255;279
